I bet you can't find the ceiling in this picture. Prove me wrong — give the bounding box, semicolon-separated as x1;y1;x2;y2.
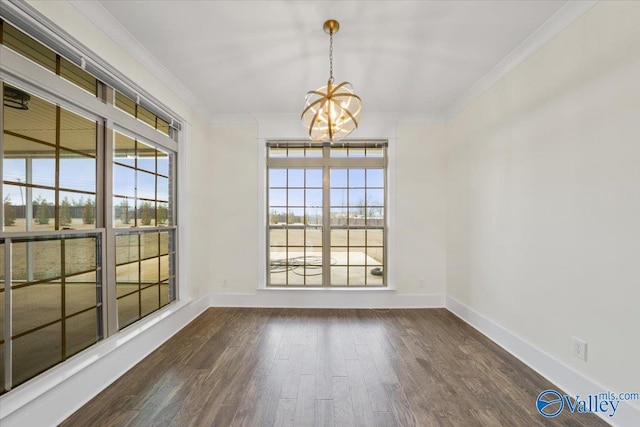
83;1;570;121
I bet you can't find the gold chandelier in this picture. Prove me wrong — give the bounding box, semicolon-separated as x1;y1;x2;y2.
301;19;362;143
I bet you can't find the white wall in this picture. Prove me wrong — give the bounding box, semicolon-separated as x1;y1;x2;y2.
446;0;640;410
207;119;448;306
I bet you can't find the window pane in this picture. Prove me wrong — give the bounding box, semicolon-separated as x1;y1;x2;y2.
65;309;98;356
59;57;97;96
115;91;136;117
12;323;62;387
137;142;156;173
157;150;170;176
306;169;322;187
117;292;139;330
59;108;96;153
114;132;136;167
2;23;56;72
269;169;287;187
141;285;160;317
3;86;56;144
288;169;304;187
59;151;96;192
366;169;384;187
113;164;135;198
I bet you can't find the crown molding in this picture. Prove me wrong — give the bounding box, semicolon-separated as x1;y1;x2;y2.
444;0;598;122
68;0;212;122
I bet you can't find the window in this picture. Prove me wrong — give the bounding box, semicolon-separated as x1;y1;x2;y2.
267;141;387;287
1;15;179;394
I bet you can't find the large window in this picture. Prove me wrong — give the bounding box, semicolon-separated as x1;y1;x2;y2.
1;16;179;394
267;142;387;287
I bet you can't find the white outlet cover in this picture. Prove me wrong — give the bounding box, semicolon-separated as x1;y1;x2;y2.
571;337;588;361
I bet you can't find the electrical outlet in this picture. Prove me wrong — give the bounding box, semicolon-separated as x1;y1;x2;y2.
222;278;229;288
418;279;426;289
571;337;587;361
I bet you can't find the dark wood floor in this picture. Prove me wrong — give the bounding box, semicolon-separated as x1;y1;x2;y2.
61;308;607;426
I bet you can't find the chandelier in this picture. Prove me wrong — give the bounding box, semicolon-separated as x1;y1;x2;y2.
301;19;362;143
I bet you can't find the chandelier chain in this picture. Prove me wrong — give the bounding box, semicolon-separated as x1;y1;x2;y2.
329;31;334;82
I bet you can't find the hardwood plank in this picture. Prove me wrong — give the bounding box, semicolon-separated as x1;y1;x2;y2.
294;374;316;427
315;399;335;427
60;308;608;427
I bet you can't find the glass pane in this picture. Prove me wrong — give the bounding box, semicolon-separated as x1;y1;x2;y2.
13;322;62;387
286;208;303;224
269;228;286;246
2;24;57;72
60;151;96;192
157;176;169;202
305;189;322;207
349;229;366;246
115;91;136;117
65;236;97;276
349;189;366;206
287;147;305;158
160;281;170;306
268;147;286;158
348;267;367;286
141;257;159;285
367;247;384;266
114;197;134;227
288;189;304;207
156;118;170;136
348;169;365;187
287;228;304;247
141;285;160;317
160;255;169;281
330;208;348;226
366;147;384;158
306;169;322;187
138;200;156;227
117;292;139;330
12;282;61;336
367;229;384;248
113;164;135;197
330;229;348;247
66;308;98;357
366;189;384;207
330;247;348;266
3;184;24;231
349;148;366;158
137;142;156;173
116;264;139;298
160;232;170;256
157;149;170;176
3;157;25;182
305;207;322;226
330;169;347;187
137;170;156;200
3;86;56;144
366;169;384;187
141;232;159;259
157;202;169;226
59;108;96;153
116;234;139;265
269;189;286;208
137;105;156;128
114;132;136;167
305;228;322;247
269;169;286;187
66;274;97;316
330;148;348;158
60;57;97;95
305;147;323;158
330;188;348;207
330;266;348;285
348;247;367;266
12;239;61;281
288;169;304;187
31;158;56;188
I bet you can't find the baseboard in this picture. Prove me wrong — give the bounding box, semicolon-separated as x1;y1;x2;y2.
0;295;210;427
210;290;445;309
445;296;640;427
